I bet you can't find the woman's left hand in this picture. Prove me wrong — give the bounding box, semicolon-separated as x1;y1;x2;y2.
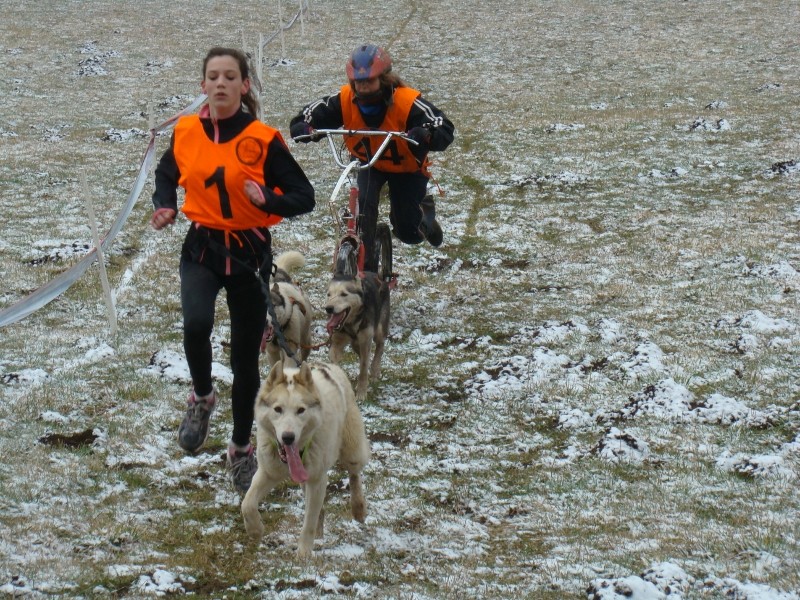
244;180;265;207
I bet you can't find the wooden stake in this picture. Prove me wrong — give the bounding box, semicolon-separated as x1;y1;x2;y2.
299;0;305;35
81;170;118;336
147;102;155;180
278;0;286;58
258;32;264;83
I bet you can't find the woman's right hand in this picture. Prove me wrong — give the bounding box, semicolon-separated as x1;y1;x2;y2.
150;207;177;230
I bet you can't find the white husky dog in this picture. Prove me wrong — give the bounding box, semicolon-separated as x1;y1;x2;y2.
241;355;371;558
262;251;313;367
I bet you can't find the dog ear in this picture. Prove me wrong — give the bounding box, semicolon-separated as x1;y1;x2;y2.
272;282;280;293
297;361;314;386
280;349;294;369
266;358;285;385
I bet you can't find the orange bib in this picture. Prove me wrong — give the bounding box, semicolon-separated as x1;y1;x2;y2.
173;115;283;229
340;86;429;174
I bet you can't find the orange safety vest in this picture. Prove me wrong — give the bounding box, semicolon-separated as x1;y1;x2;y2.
173;115;283;230
339;85;429;174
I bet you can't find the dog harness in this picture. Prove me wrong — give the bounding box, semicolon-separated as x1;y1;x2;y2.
287;296;308;317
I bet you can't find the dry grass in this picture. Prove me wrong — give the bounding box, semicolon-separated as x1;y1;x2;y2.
1;0;799;598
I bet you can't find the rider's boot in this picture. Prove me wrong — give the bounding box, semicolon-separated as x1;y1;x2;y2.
419;195;443;247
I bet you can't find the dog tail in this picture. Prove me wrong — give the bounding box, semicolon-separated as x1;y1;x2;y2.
274;250;305;274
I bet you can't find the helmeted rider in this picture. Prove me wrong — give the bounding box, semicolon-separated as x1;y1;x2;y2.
289;44;455;270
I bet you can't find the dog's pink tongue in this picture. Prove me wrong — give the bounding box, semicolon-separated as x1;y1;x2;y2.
285;444;308;483
326;312;345;334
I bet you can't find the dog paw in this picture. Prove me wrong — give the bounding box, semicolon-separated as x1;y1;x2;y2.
352;502;366;523
242;513;265;539
295;545;313;559
245;524;265;540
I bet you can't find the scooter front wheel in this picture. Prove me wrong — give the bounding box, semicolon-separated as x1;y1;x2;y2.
374;223;393;282
334;237;359;277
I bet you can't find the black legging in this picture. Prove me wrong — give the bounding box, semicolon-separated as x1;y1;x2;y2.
357;167;429;272
180;258;267;447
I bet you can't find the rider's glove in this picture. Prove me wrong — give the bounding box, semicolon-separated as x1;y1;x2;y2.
406;126;431;145
290;121;318;142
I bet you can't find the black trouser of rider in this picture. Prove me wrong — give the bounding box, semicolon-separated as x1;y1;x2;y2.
180;258;267;448
357;167;431;272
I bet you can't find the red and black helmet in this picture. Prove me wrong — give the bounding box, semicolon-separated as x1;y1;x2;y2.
346;44;392;81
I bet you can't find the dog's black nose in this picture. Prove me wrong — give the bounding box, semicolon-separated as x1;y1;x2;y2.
325;306;333;314
282;432;295;446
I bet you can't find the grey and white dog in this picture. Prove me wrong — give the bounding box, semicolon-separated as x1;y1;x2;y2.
324;272;390;401
262;251;313;367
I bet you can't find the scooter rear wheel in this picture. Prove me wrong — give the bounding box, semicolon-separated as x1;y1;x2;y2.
374;223;393;282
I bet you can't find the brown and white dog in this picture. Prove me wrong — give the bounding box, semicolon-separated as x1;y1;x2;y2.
262;251;313;367
241;355;371;558
324;272;390;401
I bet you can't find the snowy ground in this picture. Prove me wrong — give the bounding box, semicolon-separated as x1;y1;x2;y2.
1;0;799;598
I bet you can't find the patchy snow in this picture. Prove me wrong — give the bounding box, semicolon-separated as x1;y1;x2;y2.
132;569;186;596
716;451;793;479
587;575;665;600
1;0;799;598
595;427;650;464
144;348;233;386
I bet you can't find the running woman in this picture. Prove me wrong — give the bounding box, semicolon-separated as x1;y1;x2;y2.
151;47;315;493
